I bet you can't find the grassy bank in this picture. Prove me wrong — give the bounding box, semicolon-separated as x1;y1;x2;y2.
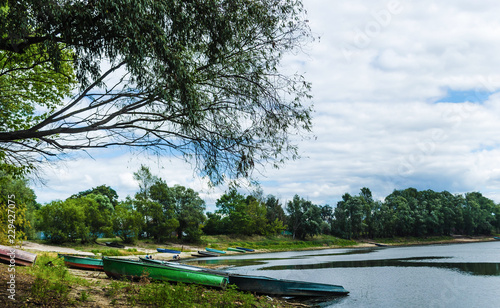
1;253;299;307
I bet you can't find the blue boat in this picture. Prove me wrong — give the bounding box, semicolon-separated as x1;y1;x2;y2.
236;247;255;252
206;248;226;254
494;237;500;240
157;248;181;254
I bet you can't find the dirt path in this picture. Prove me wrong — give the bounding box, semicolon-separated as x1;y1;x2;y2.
22;241;95;255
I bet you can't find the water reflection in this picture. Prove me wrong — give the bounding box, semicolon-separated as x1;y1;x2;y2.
261;256;500;276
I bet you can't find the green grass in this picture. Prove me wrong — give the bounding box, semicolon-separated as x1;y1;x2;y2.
124;283;282;307
23;253;90;306
91;248;142;256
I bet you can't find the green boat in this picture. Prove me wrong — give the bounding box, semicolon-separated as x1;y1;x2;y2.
62;254;103;271
227;247;246;253
102;257;228;288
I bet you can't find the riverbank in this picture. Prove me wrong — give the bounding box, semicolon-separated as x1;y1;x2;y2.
4;235;498;306
1;253;304;308
19;234;499;258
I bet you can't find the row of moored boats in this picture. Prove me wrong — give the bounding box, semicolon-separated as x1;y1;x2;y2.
60;254;349;297
0;244;349;297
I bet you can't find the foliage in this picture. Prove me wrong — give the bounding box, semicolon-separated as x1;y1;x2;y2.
204;189;285;236
0;0;313;184
36;195;114;244
0;43;76;172
285;195;322;240
71;185;119;207
331;188;500;239
36;199;87;243
133;166;205;243
0;170;36;245
112;199;144;243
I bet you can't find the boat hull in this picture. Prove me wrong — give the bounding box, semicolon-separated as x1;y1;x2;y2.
228;274;349;297
62;255;103;270
0;244;37;266
198;250;219;257
103;257;228;288
236;247;255;252
157;248;181;254
206;248;226;254
227;247;246;253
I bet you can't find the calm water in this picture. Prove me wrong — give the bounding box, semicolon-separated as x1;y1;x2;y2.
186;241;500;307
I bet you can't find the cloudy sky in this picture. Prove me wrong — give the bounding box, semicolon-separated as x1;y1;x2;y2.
33;0;500;211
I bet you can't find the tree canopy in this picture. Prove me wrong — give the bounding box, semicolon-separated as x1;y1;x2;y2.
0;0;313;183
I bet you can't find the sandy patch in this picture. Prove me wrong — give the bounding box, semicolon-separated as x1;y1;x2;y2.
21;241;95;255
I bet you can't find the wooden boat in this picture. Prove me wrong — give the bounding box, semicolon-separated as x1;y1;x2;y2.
198;250;219;257
105;242;125;248
236;247;255;252
0;244;37;266
227;247;246;253
206;247;226;254
102;257;228;288
157;248;181;254
228;274;349;297
61;254;103;271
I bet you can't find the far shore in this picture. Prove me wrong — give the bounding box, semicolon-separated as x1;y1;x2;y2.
19;234;499;260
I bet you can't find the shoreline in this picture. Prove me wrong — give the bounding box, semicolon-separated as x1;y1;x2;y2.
20;235;498;257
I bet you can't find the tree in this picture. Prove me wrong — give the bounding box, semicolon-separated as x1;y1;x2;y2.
266;195;287;225
0;42;76;174
0;0;313;184
112;199;144;244
0;169;37;245
214;189;249;235
36;199;87;244
286;195;322;240
170;185;206;242
71;185;119;208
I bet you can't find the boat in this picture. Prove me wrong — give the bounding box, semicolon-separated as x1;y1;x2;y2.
61;254;103;271
191;253;210;258
105;242;125;248
139;257;227;275
228;274;349;297
157;248;181;254
0;244;37;266
375;243;389;247
236;247;255;252
137;257;349;297
494;237;500;240
198;250;219;257
102;257;228;288
227;247;246;253
206;247;226;254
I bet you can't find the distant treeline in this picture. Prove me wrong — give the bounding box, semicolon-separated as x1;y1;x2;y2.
1;166;499;245
329;187;500;239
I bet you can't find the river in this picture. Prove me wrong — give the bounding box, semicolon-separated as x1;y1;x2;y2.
186;241;500;307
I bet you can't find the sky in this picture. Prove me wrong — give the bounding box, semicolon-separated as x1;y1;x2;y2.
33;0;500;212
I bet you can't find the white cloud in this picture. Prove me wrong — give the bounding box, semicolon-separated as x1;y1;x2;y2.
32;0;500;207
